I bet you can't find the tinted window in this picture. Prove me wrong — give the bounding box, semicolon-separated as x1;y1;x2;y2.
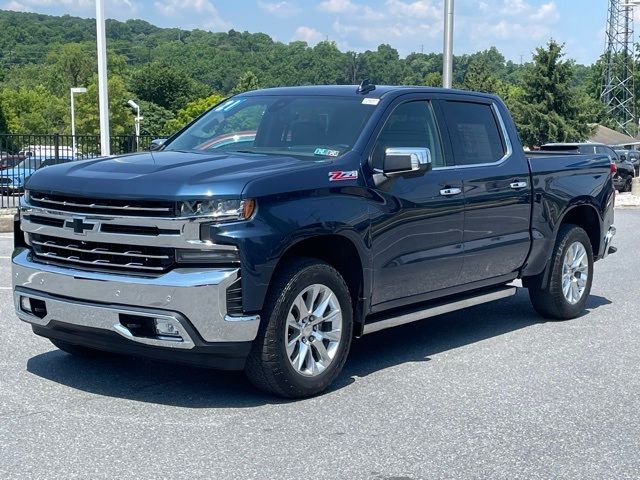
372;101;445;168
443;101;506;166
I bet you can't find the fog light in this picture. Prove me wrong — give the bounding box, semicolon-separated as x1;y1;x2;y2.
154;318;181;338
20;296;32;313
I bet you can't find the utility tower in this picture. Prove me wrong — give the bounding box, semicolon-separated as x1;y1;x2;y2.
601;0;636;136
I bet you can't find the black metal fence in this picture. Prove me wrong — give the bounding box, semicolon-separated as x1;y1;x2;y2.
0;133;153;209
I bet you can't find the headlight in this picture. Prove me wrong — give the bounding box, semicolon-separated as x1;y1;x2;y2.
178;198;255;221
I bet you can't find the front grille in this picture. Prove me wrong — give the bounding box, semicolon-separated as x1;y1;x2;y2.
29;191;176;217
31;233;174;274
0;177;12;184
226;277;243;315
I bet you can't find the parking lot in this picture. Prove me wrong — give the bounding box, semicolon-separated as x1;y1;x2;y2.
0;210;638;479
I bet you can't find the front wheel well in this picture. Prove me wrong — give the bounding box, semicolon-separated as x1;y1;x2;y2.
274;235;364;326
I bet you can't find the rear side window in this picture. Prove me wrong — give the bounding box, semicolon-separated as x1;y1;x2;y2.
443;101;506;166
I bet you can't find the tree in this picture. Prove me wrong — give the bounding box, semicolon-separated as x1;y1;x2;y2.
0;85;66;134
231;71;259;94
75;74;135;136
463;57;506;95
0;101;8;134
509;40;594;147
130;62;209;110
46;43;94;95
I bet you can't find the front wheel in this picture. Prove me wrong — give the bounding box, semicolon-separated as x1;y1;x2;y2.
528;225;594;320
245;258;353;398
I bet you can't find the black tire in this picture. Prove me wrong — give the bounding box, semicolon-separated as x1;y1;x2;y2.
245;258;353;398
625;177;633;192
50;339;106;357
528;224;594;320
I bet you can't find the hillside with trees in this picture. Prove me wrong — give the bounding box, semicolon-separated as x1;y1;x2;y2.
0;9;615;146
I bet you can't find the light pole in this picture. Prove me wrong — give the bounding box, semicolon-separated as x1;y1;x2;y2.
96;0;110;156
70;87;87;159
127;100;142;152
443;0;454;88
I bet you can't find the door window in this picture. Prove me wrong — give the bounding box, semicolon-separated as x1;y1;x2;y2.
372;101;445;168
443;101;507;166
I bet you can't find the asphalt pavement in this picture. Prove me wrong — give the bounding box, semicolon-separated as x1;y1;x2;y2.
1;211;639;479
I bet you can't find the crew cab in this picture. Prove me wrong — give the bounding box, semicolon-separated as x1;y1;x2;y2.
13;86;616;397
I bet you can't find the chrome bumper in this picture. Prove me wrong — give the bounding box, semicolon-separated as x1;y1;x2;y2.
602;225;616;259
12;250;260;349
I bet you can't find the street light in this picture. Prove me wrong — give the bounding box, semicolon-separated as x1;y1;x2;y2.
127;100;143;152
70;87;87;159
443;0;454;88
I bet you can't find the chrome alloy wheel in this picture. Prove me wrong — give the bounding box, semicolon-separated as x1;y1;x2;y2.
562;241;589;304
285;284;343;377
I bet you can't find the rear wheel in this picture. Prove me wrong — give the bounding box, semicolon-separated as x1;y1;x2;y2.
625;176;633;192
528;225;593;320
245;258;353;398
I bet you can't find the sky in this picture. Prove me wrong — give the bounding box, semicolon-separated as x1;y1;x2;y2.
0;0;618;65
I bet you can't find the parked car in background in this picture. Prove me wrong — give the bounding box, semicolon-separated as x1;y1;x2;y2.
0;155;23;170
14;86;616;397
542;142;634;192
615;149;640;176
0;156;73;193
19;145;76;160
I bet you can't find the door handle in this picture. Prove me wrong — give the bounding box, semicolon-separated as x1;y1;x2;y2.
510;181;528;189
439;187;462;196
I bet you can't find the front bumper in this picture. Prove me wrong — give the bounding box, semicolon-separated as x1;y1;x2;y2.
12;249;260;367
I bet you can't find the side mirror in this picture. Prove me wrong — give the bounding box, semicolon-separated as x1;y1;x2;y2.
383;147;432;176
149;138;167;151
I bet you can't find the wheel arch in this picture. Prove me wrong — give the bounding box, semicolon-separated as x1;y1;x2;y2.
272;233;368;335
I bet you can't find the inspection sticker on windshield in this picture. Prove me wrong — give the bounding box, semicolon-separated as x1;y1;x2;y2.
315;148;341;157
329;170;358;182
362;98;380;105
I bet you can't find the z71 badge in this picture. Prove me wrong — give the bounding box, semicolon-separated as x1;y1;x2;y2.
329;170;358;181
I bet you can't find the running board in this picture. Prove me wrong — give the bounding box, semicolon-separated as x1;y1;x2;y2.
363;286;517;335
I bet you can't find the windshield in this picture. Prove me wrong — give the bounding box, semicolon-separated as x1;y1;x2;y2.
164;95;377;159
14;157;43;170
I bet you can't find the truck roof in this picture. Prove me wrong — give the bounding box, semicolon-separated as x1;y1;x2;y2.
239;84;497;100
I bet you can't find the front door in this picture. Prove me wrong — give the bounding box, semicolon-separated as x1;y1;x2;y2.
368;99;465;309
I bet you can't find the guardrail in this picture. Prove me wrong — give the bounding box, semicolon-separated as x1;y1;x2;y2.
0;133;153;209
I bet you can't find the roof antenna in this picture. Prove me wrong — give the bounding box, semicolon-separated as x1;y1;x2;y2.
357;79;376;94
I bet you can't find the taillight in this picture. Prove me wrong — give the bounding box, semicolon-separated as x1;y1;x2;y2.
610;161;617;174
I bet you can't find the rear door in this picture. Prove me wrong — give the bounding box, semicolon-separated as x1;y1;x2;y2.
439;98;532;284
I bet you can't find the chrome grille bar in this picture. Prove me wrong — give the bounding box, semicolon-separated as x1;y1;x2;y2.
31;239;171;260
38;251;166;272
30;195;173;213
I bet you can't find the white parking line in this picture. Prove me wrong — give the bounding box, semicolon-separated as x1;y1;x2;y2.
0;287;12;290
0;256;11;259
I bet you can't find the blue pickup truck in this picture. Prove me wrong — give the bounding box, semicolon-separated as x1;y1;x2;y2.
12;86;616;397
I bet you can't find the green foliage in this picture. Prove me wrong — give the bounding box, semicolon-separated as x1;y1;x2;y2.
164;93;225;134
0;100;8;134
130;61;210;110
508;40;595;147
0;85;66;133
231;71;259;94
74;74;134;136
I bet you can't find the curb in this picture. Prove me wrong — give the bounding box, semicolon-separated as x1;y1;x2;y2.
0;215;14;233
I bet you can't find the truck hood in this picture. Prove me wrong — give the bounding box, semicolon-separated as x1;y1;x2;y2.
25;150;324;199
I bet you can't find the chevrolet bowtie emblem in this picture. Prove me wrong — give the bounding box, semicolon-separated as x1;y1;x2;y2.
64;217;96;235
